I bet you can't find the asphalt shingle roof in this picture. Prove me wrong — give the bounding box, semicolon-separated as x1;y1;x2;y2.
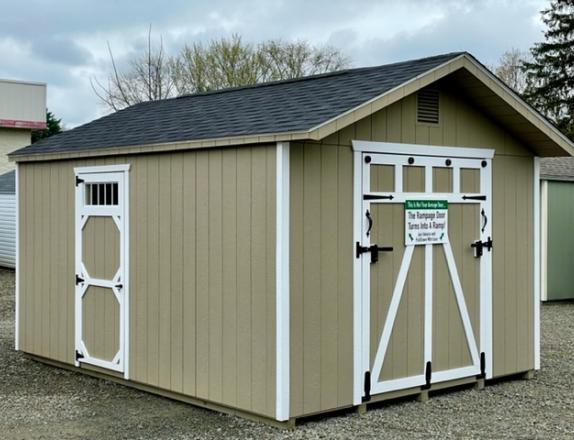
541;157;574;180
0;170;15;194
10;52;464;157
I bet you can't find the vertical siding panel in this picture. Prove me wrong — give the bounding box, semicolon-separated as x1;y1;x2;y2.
337;146;353;406
236;148;252;409
400;95;416;143
48;165;57;358
66;163;74;363
355;115;372;140
182;153;197;395
222;148;238;406
250;146;268;414
504;158;517;372
170;153;184;393
208;149;223;402
158;155;172;389
265;146;276;416
303;144;321;413
289;143;304;416
134;157;148;383
387;102;402;142
320;145;338;409
372;108;387;141
146;156;160;386
195;151;210;399
41;164;50;355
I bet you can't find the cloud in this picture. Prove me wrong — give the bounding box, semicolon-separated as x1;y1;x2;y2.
0;0;549;127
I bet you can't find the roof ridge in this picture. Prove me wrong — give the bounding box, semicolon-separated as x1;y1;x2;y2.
161;51;467;102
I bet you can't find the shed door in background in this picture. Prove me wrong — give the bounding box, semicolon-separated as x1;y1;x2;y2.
74;167;129;373
359;153;492;398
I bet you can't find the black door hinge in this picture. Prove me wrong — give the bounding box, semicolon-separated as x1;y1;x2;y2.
356;242;393;263
471;237;493;258
479;352;486;379
364;194;394;200
422;361;432;390
75;176;84;186
462;195;487;201
363;371;371;402
75;274;84;285
75;350;84;361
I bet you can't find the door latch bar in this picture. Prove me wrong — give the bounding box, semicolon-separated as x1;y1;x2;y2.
356;242;393;263
364;194;394;200
471;237;493;258
462;195;487;201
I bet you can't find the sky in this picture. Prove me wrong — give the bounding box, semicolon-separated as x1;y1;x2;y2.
0;0;549;128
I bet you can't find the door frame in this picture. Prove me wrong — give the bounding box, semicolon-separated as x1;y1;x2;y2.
351;141;495;404
74;164;130;379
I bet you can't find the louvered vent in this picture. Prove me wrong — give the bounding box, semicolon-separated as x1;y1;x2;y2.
417;89;439;124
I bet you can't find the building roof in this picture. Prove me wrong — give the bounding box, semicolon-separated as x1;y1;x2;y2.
541;157;574;181
9;51;574;161
10;53;462;157
0;170;15;194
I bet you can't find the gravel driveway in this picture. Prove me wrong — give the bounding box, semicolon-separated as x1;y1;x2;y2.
1;268;573;439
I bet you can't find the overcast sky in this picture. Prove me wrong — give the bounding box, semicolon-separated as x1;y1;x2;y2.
0;0;548;128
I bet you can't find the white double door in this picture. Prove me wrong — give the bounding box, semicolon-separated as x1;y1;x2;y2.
357;150;493;400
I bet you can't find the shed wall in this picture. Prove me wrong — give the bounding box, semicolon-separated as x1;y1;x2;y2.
289;82;534;416
0;193;15;268
545;180;574;300
18;145;277;418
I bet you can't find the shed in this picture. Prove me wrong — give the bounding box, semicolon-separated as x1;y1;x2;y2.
11;52;574;426
540;157;574;301
0;170;15;268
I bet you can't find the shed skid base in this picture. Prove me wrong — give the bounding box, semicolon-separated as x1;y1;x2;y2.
24;354;295;429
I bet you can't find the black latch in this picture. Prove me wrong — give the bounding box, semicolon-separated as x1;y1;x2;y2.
75;176;84;186
422;361;432;390
115;283;123;290
356;242;393;263
75;350;84;361
471;237;493;258
75;274;85;285
462;195;487;201
479;352;486;379
363;371;371;402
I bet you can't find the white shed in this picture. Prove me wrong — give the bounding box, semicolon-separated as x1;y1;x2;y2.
0;170;15;268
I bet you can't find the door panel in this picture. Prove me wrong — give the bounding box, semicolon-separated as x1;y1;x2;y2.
360;152;491;398
75;167;128;374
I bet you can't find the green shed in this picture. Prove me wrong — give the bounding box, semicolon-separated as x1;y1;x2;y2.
540;157;574;301
10;52;574;426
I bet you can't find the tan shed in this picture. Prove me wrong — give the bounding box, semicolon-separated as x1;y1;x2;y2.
11;52;574;426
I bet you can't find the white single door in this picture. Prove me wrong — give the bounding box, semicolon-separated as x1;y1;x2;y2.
356;150;492;400
74;165;129;373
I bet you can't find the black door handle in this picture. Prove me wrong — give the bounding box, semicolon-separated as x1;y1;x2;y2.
365;210;373;236
356;242;393;263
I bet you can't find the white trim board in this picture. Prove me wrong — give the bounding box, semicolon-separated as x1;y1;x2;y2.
540;180;548;302
352;140;495;159
275;142;290;421
533;157;541;370
14;163;19;351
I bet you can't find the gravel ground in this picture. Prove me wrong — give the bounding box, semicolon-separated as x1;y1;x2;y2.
1;268;573;439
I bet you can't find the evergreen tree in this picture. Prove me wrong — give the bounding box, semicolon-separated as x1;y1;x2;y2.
31;110;62;143
523;0;574;140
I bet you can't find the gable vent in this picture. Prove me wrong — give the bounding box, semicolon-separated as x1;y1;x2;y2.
417;89;440;124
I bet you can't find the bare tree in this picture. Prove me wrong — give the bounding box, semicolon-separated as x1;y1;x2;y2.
492;49;530;94
171;34;350;95
94;33;350;110
92;26;176;111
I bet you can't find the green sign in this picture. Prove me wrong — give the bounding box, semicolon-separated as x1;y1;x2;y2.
405;200;448;246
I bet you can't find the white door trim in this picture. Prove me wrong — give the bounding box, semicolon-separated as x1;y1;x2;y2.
74;164;130;378
14;163;20;351
352;140;495;159
353;142;493;402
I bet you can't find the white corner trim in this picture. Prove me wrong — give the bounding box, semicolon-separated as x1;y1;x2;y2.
123;167;130;380
533;157;541;370
540;180;548;302
73;164;130;174
352;140;495;159
14;163;19;351
275;142;290;421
